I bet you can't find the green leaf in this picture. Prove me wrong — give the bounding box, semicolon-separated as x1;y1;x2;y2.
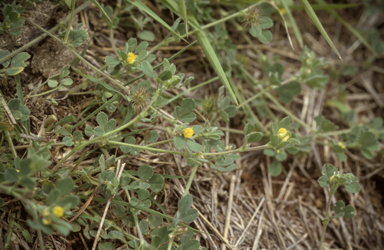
345;183;360;193
149;174;164;193
343;205;356;218
138;165;154;181
260;17;273;29
178;194;193;214
138;30;155;41
149;214;163;229
11;52;30;68
247;132;262;143
243;123;255;135
276;81;301;104
158;70;173;81
98;242;116;250
63;136;73;146
19;158;32;176
55;195;79;210
186;140;203;152
56;177;75;196
258;30;272;44
145;130;159;144
317;175;328;188
270;134;279;146
180;239;200;250
174;136;185;150
249;26;261;37
125;0;187;43
300;0;342;61
48;79;59;88
180;98;195;115
358;131;377;148
6;67;24;76
322;163;337;179
48;189;60;204
96;112;108;128
269;160;282;176
59;78;72;87
68;29;88;47
141;60;156;78
179;112;196;123
334;200;345;217
20;177;35;190
180;208;198;223
278;117;291;129
5;168;18;182
210;163;237;173
0;49;11;67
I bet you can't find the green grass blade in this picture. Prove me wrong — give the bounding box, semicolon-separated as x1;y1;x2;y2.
91;0;113;24
281;1;303;48
159;0;238;104
125;0;187;43
300;0;343;61
313;0;377;56
178;0;189;37
194;31;238;104
290;3;361;11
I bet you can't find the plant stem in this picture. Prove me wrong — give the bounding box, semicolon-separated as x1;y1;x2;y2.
319;188;335;250
63;0;76;44
107;141;185;156
203;144;269;156
184;164;199;195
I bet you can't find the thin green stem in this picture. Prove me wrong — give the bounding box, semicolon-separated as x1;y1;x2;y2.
166;76;219;105
63;0;76;44
108;141;184;156
5;131;17;157
319;188;335;250
202;144;269;156
184;165;199;195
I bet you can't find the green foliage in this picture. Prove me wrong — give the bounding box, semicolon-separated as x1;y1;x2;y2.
297;47;329;88
0;1;25;35
0;50;30;77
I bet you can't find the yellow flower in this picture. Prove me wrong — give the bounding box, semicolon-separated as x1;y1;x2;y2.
337;142;346;149
18;14;20;18
53;206;64;218
42;208;50;217
280;8;286;15
42;217;52;225
329;175;335;185
277;128;287;139
127;52;138;64
183;128;194;138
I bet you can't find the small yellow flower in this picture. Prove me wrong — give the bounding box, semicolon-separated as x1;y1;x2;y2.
277;128;287;139
183;128;194;138
282;135;290;142
127;52;138;64
53;206;64;218
329;175;335;185
18;14;20;18
337;142;346;149
42;217;52;225
42;208;50;217
280;8;286;15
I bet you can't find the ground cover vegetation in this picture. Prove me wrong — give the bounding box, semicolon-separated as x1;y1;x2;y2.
0;0;383;249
